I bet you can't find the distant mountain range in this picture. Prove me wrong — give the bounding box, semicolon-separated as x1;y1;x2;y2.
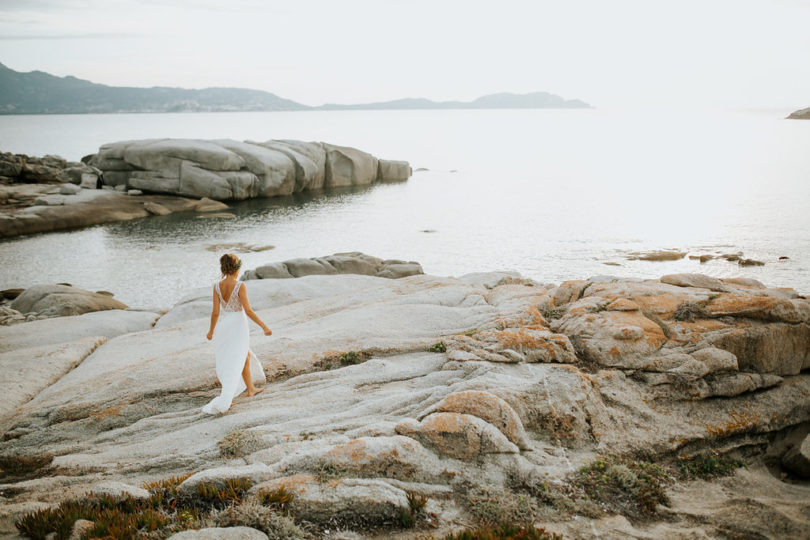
0;62;592;114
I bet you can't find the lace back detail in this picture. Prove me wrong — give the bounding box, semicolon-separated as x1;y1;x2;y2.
216;281;243;312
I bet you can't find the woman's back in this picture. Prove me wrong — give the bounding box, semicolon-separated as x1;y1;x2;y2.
216;279;243;312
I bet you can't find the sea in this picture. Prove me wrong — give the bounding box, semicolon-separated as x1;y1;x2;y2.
1;108;808;308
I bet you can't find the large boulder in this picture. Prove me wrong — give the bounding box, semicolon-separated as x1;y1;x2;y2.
395;412;520;460
11;284;128;318
377;159;412;181
322;143;379;187
95;138;407;200
214;140;296;197
251;140;323;192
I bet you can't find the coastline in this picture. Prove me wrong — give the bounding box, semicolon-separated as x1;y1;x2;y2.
1;267;808;538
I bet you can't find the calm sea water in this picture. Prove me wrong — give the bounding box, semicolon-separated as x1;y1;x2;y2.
1;108;809;308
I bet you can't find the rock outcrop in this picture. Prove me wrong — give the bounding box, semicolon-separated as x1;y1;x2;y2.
0;271;808;538
93;139;411;200
0;152;101;185
11;284;128;319
242;252;423;281
787;107;810;119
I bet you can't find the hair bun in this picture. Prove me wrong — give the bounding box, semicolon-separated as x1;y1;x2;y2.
220;253;241;275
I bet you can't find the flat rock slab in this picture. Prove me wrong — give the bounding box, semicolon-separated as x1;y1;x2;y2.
0;336;105;427
169;527;268;540
0;190;198;238
0;310;159;353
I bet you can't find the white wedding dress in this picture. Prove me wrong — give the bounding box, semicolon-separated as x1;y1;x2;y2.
202;281;266;415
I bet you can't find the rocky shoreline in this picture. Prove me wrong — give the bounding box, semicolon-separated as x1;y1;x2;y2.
787;107;810;119
0;261;808;538
0;140;412;239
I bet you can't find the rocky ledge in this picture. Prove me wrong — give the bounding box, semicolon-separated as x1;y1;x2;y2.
92;139;412;200
787;107;810;119
0;271;808;538
0;140;411;238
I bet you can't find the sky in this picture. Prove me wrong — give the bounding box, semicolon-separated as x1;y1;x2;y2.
0;0;808;109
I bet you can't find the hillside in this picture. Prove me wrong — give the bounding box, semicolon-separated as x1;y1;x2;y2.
0;63;592;114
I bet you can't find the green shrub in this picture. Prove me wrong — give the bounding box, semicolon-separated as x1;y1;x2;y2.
676;452;744;479
442;523;563;539
257;486;295;513
576;457;670;517
429;342;447;353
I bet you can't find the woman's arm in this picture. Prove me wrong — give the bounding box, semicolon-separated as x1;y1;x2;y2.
239;284;272;335
206;287;220;340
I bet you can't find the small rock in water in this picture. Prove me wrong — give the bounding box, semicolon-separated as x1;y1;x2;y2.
197;212;236;219
603;262;622;267
779;256;790;261
721;252;743;262
626;249;687;262
195;197;229;213
420;229;437;233
127;189;143;196
144;201;172;216
688;254;714;263
415;167;429;172
205;242;274;253
738;258;765;267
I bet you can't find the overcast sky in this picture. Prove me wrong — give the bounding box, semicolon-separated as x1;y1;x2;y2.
1;0;808;109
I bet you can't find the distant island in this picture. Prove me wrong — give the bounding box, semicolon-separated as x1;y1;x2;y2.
0;62;591;114
787;107;810;119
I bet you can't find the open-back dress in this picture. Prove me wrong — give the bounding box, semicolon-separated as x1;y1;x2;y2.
202;281;266;414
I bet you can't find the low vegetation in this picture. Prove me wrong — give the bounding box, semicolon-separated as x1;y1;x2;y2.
14;475;313;540
316;350;370;370
440;523;563;540
217;428;266;458
676;451;744;479
429;341;447;353
574;457;670;517
0;454;53;482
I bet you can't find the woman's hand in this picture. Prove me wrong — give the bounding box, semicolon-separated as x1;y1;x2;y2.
263;327;273;336
206;331;214;341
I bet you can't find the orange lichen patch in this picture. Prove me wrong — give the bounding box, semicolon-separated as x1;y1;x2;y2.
422;412;464;434
260;474;318;494
632;294;691;318
326;439;368;463
609;346;620;358
705;409;762;437
606;298;641;311
91;403;125;421
494;305;549;331
668;319;732;344
706;293;782;319
556;365;583;376
492;328;562;350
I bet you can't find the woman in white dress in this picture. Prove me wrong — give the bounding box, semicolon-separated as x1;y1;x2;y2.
202;253;271;414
